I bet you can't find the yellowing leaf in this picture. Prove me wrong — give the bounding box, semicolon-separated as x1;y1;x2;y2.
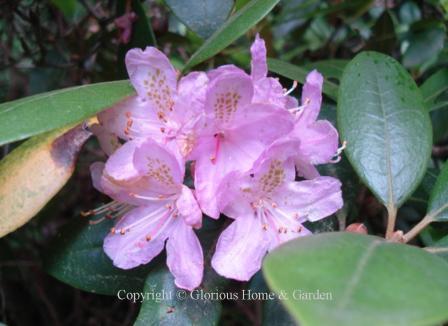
0;125;91;237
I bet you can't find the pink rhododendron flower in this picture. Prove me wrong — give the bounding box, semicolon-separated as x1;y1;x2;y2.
87;34;345;290
191;72;294;218
91;139;203;291
211;141;343;281
92;47;208;158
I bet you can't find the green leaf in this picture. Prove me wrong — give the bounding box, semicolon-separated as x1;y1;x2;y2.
51;0;77;17
249;272;295;326
420;68;448;103
268;58;339;100
431;105;448;142
263;232;448;326
44;217;150;295
0;80;134;145
403;24;446;68
337;51;432;210
426;234;448;261
303;60;349;81
0;125;90;238
134;267;222;326
183;0;280;71
366;10;396;54
420;68;448;109
427;162;448;221
165;0;233;39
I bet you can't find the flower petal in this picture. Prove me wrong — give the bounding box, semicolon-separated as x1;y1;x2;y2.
211;214;270;281
250;34;267;81
176;185;202;228
293;120;339;165
207;64;246;81
273;177;343;222
230;103;293;135
295;159;321;179
103;205;174;269
90;162;105;192
252;77;287;107
299;70;323;124
204;71;254;127
166;219;204;290
104;140;141;182
133;138;184;189
125;47;177;116
98;95;165;142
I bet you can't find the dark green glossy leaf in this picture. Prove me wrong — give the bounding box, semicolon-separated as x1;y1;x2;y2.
366;10;396;54
420;68;448;105
398;1;421;25
427;162;448;221
263;232;448;326
45;217;149;295
165;0;233;39
337;51;432;210
250;272;295;326
183;0;280;70
268;59;338;100
406;168;438;207
134;267;222;326
403;25;446;68
0;80;135;146
426;234;448;261
431;105;448;142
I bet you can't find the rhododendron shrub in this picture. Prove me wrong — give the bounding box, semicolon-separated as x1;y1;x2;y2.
3;1;448;324
89;36;343;290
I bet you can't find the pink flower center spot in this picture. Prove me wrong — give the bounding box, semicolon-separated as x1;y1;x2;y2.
146;157;175;186
259;160;285;193
214;91;241;122
143;68;174;117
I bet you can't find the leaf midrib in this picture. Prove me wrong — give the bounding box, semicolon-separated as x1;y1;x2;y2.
373;70;395;209
337;239;382;309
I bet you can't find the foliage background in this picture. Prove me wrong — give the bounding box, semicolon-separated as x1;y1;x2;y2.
0;0;447;325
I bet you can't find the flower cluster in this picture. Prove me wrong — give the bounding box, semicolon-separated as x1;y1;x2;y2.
88;35;343;290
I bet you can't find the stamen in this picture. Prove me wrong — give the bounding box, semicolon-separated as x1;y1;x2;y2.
288;103;307;115
284;80;298;96
81;201;125;217
210;133;222;164
130;192;176;201
89;216;106;225
330;140;347;163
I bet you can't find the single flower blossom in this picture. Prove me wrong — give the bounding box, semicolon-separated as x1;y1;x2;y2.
91;47;208;158
90;139;203;290
211;141;343;281
191;68;294;218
